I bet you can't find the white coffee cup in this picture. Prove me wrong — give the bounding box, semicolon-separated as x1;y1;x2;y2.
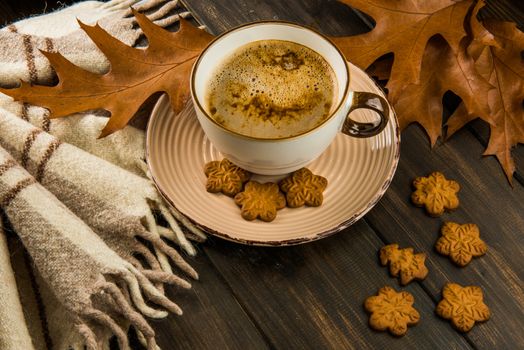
191;21;389;175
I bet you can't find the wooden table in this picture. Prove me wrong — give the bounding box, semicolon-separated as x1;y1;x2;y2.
2;1;523;349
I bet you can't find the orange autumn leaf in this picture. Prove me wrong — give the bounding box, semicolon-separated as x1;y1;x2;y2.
395;36;492;146
331;0;472;102
0;9;214;137
334;0;522;183
447;20;524;183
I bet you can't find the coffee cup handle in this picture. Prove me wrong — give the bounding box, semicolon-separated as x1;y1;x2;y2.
341;91;389;138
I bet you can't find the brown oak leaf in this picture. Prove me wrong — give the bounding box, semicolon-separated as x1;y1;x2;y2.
435;222;487;266
466;0;499;49
379;244;429;285
332;0;472;102
394;36;493;146
436;283;490;332
447;20;524;183
364;286;420;336
0;9;214;137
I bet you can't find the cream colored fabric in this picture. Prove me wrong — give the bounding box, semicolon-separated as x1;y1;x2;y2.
0;220;35;350
0;110;198;275
0;145;187;350
0;1;206;349
0;0;204;249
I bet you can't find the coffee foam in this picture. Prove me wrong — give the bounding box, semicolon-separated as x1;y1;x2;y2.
205;40;337;138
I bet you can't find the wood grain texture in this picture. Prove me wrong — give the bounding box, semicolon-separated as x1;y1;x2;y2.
1;1;523;349
181;0;369;36
0;0;75;24
154;253;269;350
364;124;524;349
184;0;524;349
203;221;472;349
0;2;16;26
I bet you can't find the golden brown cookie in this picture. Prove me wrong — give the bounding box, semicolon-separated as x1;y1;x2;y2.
436;283;490;332
411;172;460;217
234;181;286;222
204;159;251;197
435;222;487;267
279;168;328;208
364;286;420;336
379;244;429;285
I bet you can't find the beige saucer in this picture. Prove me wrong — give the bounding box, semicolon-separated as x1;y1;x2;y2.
146;63;400;246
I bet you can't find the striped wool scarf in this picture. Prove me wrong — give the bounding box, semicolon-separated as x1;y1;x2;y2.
0;1;208;349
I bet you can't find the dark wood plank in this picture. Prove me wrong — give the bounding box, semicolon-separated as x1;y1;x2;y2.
184;0;524;348
203;221;472;349
181;0;370;36
481;0;524;29
0;2;17;26
0;0;76;24
364;124;524;349
154;252;270;350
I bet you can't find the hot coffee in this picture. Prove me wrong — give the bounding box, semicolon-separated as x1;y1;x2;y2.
205;39;338;139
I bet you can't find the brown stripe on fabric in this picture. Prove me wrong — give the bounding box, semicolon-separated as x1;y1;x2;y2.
44;37;54;52
20;103;30;121
42;112;51;132
7;24;17;33
21;249;53;350
21;129;43;168
36;140;61;181
0;177;36;208
0;158;17;177
44;37;56;78
22;34;38;83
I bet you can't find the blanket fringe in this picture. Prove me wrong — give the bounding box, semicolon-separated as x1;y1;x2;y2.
137;158;207;252
144;210;198;279
75;263;188;350
75;322;98;350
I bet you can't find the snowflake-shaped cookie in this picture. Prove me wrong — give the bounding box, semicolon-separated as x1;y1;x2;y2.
279;168;328;207
234;181;286;222
379;244;429;285
411;172;460;217
204;159;251;197
364;286;420;336
435;222;487;267
436;283;490;332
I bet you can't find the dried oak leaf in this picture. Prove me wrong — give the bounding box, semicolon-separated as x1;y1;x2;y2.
379;244;429;285
436;283;490;332
0;9;214;137
332;0;472;102
435;222;487;266
447;20;524;183
394;36;493;146
364;286;420;336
